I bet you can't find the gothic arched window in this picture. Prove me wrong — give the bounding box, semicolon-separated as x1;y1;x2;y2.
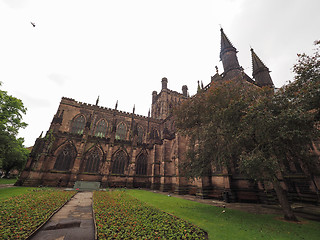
151;128;159;139
71;115;86;135
136;153;147;175
54;145;76;171
137;126;144;144
115;122;126;140
111;150;127;174
84;148;101;173
94;119;108;137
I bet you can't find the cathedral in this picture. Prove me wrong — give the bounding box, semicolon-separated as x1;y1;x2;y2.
17;29;319;204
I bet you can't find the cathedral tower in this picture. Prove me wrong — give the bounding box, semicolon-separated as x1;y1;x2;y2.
151;78;188;120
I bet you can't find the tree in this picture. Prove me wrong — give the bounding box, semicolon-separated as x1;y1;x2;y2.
0;135;30;178
175;80;264;178
0;82;28;177
239;41;320;221
175;41;320;221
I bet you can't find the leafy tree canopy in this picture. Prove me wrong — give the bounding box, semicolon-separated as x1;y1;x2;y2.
0;82;28;177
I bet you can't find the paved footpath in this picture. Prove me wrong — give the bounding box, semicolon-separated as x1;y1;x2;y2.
31;192;95;240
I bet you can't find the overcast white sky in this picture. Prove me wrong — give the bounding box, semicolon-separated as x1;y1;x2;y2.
0;0;319;147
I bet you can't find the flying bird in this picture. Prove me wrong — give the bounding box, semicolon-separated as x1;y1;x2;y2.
30;22;36;27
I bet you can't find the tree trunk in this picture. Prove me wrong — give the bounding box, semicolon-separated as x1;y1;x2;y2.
272;180;299;222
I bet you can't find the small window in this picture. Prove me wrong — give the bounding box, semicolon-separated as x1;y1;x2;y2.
115;122;126;140
71;115;86;135
94;119;107;137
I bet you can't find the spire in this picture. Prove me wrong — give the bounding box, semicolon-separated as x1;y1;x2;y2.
250;48;274;87
148;109;150;118
115;100;118;110
132;104;135;114
220;28;237;60
251;48;268;75
219;28;241;79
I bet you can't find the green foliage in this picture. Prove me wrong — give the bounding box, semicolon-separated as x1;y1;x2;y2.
0;136;30;177
0;83;27;136
175;80;265;178
0;188;75;239
128;190;320;240
239;41;320;181
93;190;207;239
0;83;28;176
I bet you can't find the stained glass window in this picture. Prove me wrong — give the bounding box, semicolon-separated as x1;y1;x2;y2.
136;154;147;175
54;145;75;171
94;119;107;137
111;150;127;174
71;115;85;135
115;122;126;140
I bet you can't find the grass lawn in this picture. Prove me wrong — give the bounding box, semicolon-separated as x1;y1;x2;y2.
0;178;17;185
127;189;320;240
0;187;38;201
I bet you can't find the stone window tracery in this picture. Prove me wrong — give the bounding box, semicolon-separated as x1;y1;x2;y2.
115;122;126;140
54;145;75;171
94;119;108;137
84;148;101;173
111;150;127;174
71;115;86;135
136;153;147;175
